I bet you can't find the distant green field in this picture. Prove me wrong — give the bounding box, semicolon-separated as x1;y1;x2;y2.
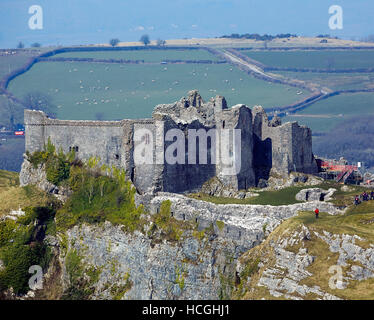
243;50;374;69
7;61;309;120
53;49;220;62
284;92;374;132
277;71;374;91
0;52;35;79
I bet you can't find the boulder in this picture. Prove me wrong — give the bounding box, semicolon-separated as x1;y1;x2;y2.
296;188;336;202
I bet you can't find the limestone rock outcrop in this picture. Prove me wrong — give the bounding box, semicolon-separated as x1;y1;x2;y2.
295;188;336;202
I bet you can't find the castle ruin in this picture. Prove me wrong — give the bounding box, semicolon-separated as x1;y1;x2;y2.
24;90;318;194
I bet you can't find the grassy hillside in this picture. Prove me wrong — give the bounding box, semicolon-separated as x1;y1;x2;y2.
284;92;374;133
53;48;220;62
277;71;374;91
235;200;374;300
7;61;308;121
243;50;374;70
0;170;51;216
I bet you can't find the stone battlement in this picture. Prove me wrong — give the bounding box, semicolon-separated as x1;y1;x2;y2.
23;90;318;194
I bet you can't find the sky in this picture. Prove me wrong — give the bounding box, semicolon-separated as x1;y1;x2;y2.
0;0;373;48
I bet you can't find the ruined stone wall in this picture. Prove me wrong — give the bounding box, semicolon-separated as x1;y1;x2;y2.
290;122;318;174
252;106;317;180
25;110;126;168
216;105;255;190
159;116;217;193
24;91;318;194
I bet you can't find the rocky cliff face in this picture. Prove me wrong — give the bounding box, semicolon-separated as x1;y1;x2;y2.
61;222;238;300
50;192;347;300
19;158;70;202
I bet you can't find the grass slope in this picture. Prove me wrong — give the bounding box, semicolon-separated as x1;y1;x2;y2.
8;62;308;120
284;92;374;133
53;49;220;62
236;200;374;300
0;170;51;216
243;50;374;70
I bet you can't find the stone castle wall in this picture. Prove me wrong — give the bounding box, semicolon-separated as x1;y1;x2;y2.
23;91;318;194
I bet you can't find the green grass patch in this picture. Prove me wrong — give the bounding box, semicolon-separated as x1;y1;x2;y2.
284;92;374;133
243;50;374;69
8;61;309;121
277;71;374;91
53;49;220;62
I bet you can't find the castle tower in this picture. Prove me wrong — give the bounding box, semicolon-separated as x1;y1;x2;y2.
215;105;255;190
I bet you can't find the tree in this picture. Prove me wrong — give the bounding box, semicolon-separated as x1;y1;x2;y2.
156;39;166;47
17;42;24;49
140;34;150;46
109;38;120;47
31;42;41;48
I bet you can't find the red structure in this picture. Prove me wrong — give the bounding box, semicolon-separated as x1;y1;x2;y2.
316;159;362;184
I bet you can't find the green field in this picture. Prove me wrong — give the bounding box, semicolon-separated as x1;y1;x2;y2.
243;50;374;69
7;61;309;120
284;92;374;132
53;48;221;62
0;52;35;79
277;71;374;91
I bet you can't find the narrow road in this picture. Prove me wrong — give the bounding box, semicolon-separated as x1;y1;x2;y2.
218;48;332;116
221;50;270;78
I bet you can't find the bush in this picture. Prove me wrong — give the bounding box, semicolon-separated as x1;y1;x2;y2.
0;204;56;294
0;241;51;294
26;138;74;185
46;157;70;186
56;166;145;233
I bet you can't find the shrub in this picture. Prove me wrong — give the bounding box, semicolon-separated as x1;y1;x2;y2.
0;205;56;294
0;242;51;294
26;139;74;185
56;166;145;233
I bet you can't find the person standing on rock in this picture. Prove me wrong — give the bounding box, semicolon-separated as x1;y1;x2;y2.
314;208;319;219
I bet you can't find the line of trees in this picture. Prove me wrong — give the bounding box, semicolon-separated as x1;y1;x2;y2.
220;33;298;41
109;35;166;47
16;42;42;49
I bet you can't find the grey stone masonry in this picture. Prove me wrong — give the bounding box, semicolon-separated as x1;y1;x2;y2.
23;90;318;194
